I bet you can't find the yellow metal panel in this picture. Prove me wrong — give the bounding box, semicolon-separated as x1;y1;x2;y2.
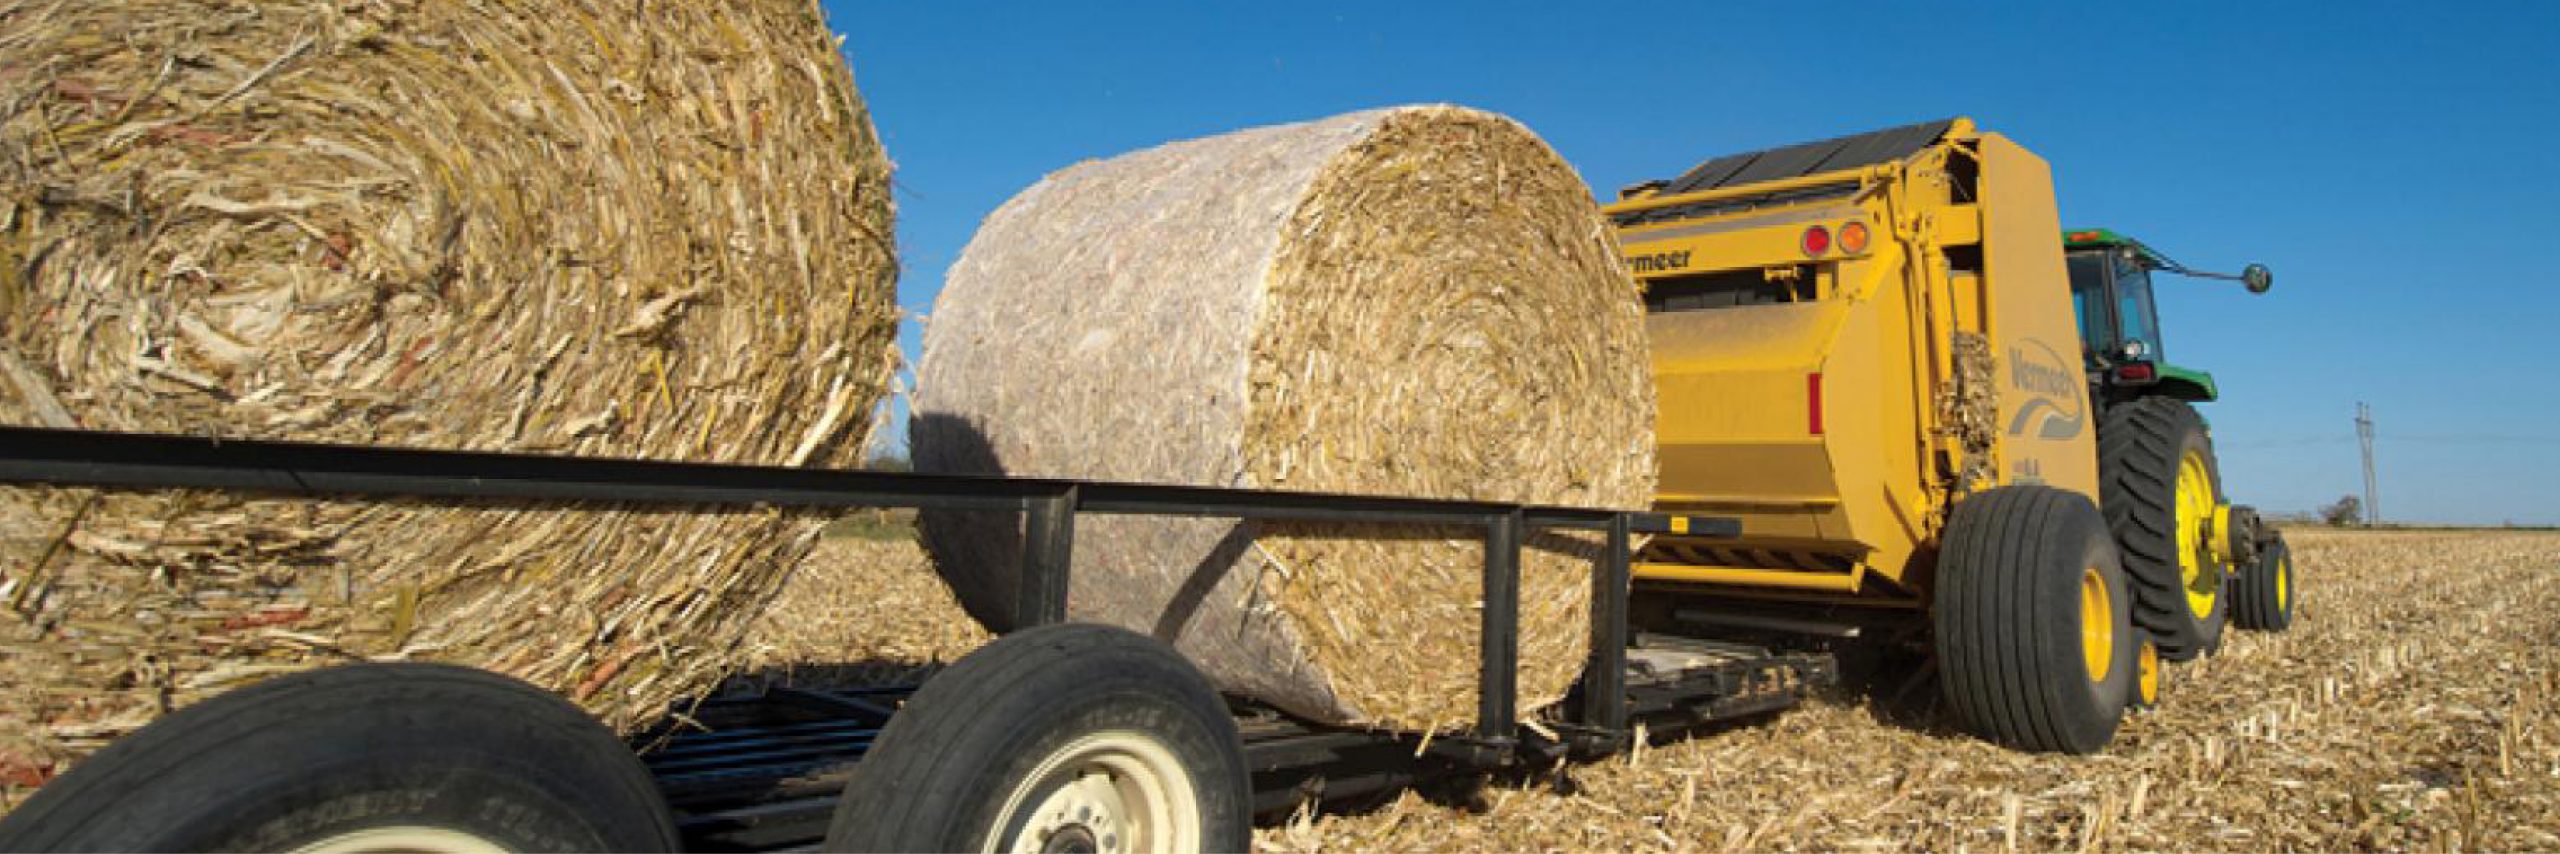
1948;271;1988;340
1653;492;1839;511
1647;301;1842;508
1812;253;1930;585
1972;134;2099;497
1645;300;1841;377
1634;563;1865;592
1936;204;1983;247
1653;440;1834;506
1618;206;1873;273
1647;507;1846;548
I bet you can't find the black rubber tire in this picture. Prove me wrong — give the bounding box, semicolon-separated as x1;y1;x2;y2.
2233;533;2298;631
2097;397;2230;661
1934;485;2134;754
0;663;678;853
2127;635;2164;710
824;623;1250;853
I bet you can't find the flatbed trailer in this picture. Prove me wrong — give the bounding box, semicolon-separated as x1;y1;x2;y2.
0;425;1830;852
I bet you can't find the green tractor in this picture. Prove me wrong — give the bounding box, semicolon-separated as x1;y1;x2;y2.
2062;228;2295;666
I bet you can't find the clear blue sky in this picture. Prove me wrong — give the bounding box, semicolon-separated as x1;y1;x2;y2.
824;1;2560;525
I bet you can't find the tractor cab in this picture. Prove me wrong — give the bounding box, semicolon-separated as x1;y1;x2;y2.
2062;228;2271;409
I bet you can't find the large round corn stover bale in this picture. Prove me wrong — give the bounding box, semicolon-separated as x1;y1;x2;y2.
915;106;1656;731
0;0;898;792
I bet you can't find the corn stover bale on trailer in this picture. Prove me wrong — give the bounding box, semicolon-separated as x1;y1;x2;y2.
913;105;1657;732
0;0;900;788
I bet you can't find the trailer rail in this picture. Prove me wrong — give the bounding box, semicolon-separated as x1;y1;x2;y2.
0;425;1740;755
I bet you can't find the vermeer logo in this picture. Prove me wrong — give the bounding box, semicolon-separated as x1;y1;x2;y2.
2006;341;2086;440
1626;250;1691;273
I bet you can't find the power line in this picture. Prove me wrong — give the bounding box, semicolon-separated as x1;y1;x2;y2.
2356;402;2380;527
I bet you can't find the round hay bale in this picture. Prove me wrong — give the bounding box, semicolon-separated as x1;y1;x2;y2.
914;106;1655;731
0;0;898;785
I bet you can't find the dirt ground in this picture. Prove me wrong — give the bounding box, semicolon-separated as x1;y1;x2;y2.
1256;528;2560;852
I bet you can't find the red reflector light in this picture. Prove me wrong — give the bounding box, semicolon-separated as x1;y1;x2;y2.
1808;372;1824;435
1837;221;1870;254
1801;225;1831;257
2116;363;2156;382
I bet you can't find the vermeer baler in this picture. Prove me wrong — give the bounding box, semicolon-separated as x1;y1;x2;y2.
1606;118;2293;752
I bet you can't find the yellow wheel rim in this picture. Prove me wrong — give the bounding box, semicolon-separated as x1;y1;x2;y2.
2276;554;2291;611
2173;448;2219;620
2080;566;2114;683
2135;639;2160;706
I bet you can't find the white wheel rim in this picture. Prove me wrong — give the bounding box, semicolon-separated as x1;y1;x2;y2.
988;730;1202;854
291;825;512;854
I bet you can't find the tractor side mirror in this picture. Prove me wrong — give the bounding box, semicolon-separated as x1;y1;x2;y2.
2242;263;2273;294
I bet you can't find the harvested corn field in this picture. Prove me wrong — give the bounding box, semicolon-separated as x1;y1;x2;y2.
1258;529;2560;851
0;0;898;794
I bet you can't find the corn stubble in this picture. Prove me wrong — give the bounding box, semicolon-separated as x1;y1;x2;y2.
1259;529;2560;852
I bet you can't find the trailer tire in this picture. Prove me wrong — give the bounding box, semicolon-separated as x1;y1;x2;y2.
2233;533;2297;631
0;663;678;853
1934;485;2133;754
2098;397;2230;661
825;623;1249;853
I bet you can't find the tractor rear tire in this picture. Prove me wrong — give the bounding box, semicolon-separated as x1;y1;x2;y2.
2098;397;2230;661
2233;533;2297;631
0;663;679;853
825;623;1251;853
1934;485;2134;754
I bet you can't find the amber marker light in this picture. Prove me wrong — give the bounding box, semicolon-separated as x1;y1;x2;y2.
1837;221;1871;255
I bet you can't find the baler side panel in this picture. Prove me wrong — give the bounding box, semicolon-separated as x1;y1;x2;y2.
1815;248;1932;588
1975;134;2100;496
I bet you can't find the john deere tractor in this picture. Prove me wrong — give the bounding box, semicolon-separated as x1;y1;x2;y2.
2064;228;2295;660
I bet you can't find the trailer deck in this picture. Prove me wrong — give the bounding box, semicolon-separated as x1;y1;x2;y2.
0;425;1832;850
652;642;1829;852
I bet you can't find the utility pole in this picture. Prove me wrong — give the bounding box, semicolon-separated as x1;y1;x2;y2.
2355;402;2380;527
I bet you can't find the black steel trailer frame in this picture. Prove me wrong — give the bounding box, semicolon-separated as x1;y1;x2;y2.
0;426;1831;849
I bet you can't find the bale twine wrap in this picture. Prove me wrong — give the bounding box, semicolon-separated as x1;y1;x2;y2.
915;106;1655;731
0;0;898;785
